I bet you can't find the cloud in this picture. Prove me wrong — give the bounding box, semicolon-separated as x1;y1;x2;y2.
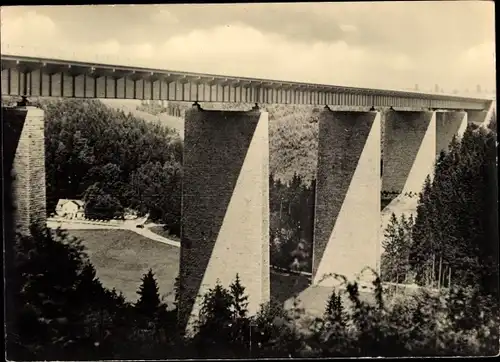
150;8;179;25
109;24;420;90
133;43;154;59
448;41;496;90
0;4;495;92
461;42;496;65
1;10;57;47
92;40;122;58
339;24;357;33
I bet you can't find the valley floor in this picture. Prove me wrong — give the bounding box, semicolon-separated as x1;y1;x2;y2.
62;228;315;312
66;229;180;308
57;223;422;321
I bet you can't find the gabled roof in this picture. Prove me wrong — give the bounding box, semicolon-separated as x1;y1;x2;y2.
57;199;85;208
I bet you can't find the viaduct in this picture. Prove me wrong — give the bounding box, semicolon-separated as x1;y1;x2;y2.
1;53;494;334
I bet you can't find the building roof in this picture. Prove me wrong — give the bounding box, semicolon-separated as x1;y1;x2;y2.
57;199;85;208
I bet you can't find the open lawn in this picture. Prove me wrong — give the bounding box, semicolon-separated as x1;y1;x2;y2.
67;229;179;308
65;228;378;318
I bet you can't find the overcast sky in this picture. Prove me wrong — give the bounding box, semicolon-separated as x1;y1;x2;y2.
0;2;495;93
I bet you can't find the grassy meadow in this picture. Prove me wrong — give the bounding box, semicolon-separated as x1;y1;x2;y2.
67;229;180;308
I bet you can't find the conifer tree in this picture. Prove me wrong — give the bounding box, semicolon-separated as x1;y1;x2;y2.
7;225;126;360
324;289;346;328
381;213;413;283
410;124;498;295
135;269;161;317
230;274;249;320
198;281;234;331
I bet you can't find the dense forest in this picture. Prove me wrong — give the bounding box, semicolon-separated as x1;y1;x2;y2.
40;99;497;279
381;119;498;296
269;173;315;273
39;99;183;236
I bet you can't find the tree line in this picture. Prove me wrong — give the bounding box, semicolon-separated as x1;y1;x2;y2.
381;120;498;297
42;99;497;281
6;224;498;360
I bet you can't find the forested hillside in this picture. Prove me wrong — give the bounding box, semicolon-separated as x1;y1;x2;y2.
40;99;182;235
39;99;497;278
166;101;320;184
381;117;498;296
41;98;318;269
101;99;185;136
270;173;315;272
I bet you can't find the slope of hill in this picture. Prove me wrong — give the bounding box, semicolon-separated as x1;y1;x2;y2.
99;99;185;138
67;228;314;309
67;229;179;307
154;101;321;184
268;105;320;184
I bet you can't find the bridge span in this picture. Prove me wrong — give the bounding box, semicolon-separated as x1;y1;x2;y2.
1;52;495;336
1;54;492;111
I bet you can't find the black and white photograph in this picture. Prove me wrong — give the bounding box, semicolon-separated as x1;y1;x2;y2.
1;2;498;359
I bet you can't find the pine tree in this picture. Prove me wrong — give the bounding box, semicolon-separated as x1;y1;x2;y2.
195;281;235;353
173;275;180;310
7;224;128;360
229;274;249;320
198;281;233;331
487;110;497;133
135;269;161;317
228;275;251;348
410;175;435;285
381;211;415;284
324;289;346;328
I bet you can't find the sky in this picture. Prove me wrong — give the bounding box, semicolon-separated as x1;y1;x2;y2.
0;2;495;93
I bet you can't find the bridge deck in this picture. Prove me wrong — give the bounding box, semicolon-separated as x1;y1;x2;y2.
1;54;491;110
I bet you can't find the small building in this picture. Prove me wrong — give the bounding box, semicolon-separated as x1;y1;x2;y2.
123;208;139;220
55;199;85;219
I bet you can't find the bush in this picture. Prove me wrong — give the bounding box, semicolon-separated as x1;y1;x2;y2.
187;273;499;357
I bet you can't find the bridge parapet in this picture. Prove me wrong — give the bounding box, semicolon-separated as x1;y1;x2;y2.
1;54;491;111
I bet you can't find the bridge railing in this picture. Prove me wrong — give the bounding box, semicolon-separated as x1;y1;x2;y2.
1;43;494;109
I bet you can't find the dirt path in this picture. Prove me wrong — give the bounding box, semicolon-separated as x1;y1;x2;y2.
46;219;181;248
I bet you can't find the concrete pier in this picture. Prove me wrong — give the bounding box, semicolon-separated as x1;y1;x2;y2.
178;107;270;335
382;111;436;197
3;106;47;235
436;111;468;155
313;110;381;286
